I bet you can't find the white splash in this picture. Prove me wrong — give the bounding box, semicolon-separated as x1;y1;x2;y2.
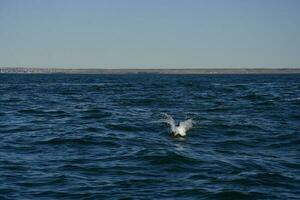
162;114;194;137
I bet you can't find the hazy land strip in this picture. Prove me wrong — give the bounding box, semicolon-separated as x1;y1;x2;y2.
0;68;300;74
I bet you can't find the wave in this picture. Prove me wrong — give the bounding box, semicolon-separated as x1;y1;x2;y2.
35;137;99;145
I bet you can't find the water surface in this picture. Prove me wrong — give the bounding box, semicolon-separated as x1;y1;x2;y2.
0;74;299;199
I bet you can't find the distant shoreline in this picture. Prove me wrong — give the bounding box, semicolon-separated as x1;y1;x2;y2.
0;67;300;74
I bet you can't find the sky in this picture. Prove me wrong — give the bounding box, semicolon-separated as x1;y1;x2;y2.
0;0;299;68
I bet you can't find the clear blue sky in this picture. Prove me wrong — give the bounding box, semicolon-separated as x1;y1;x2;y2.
0;0;299;68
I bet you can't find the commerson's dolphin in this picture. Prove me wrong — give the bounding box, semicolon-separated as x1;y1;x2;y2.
162;114;194;137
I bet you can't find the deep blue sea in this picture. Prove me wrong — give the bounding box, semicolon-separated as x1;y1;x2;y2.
0;74;300;199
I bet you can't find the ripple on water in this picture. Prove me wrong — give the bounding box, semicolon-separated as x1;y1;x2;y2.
80;108;112;119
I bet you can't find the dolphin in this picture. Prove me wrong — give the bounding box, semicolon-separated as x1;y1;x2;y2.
162;114;193;137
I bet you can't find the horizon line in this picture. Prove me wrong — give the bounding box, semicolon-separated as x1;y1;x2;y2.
1;66;300;70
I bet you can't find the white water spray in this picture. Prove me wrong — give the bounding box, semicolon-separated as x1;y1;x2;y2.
162;114;194;137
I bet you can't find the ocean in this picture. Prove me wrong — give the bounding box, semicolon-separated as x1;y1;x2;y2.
0;74;299;199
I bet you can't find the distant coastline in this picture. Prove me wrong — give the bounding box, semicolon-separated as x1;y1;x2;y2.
0;67;300;74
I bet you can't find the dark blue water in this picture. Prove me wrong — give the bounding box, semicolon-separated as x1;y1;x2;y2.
0;74;300;199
